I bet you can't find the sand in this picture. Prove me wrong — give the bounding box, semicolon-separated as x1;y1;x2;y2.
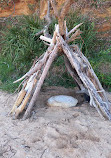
0;86;111;158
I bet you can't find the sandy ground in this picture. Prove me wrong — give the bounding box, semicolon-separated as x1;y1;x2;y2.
0;86;111;158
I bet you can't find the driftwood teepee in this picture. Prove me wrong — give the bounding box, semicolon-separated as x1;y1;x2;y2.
10;0;111;120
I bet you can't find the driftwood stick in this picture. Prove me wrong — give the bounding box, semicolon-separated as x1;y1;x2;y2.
15;93;31;118
14;46;53;83
23;44;59;120
51;24;59;45
77;44;110;109
76;45;109;110
49;0;59;18
88;89;93;106
43;41;50;46
67;23;83;37
11;73;36;115
86;77;110;119
35;0;51;37
59;35;111;120
92;97;104;119
32;53;45;67
64;54;89;95
67;29;82;43
35;29;44;37
60;0;73;19
51;30;57;45
10;89;26;114
45;0;51;24
40;24;59;46
13;75;27;84
64;20;68;36
40;35;52;43
64;55;85;91
15;76;38;118
35;26;51;37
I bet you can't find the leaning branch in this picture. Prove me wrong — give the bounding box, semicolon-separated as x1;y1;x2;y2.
67;23;83;37
23;44;59;120
40;35;52;43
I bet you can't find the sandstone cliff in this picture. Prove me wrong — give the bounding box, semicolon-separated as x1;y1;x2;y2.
0;0;111;37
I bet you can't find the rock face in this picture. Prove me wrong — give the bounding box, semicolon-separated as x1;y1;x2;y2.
0;0;38;17
0;0;111;39
47;95;78;108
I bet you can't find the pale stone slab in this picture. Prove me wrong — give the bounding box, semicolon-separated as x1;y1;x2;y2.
47;95;78;108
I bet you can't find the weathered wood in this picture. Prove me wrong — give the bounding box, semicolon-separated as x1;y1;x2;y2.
14;45;53;83
45;0;51;24
40;35;52;43
23;43;59;120
67;29;82;43
64;55;85;91
36;0;51;37
75;45;110;110
59;0;73;37
40;24;59;45
67;23;83;37
59;35;111;120
50;0;72;37
64;20;68;36
14;75;38;118
10;89;26;114
15;93;31;118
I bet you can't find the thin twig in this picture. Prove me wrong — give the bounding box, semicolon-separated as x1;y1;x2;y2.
67;23;83;37
40;148;47;158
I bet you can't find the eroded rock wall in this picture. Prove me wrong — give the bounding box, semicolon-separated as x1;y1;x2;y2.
0;0;111;37
0;0;38;17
